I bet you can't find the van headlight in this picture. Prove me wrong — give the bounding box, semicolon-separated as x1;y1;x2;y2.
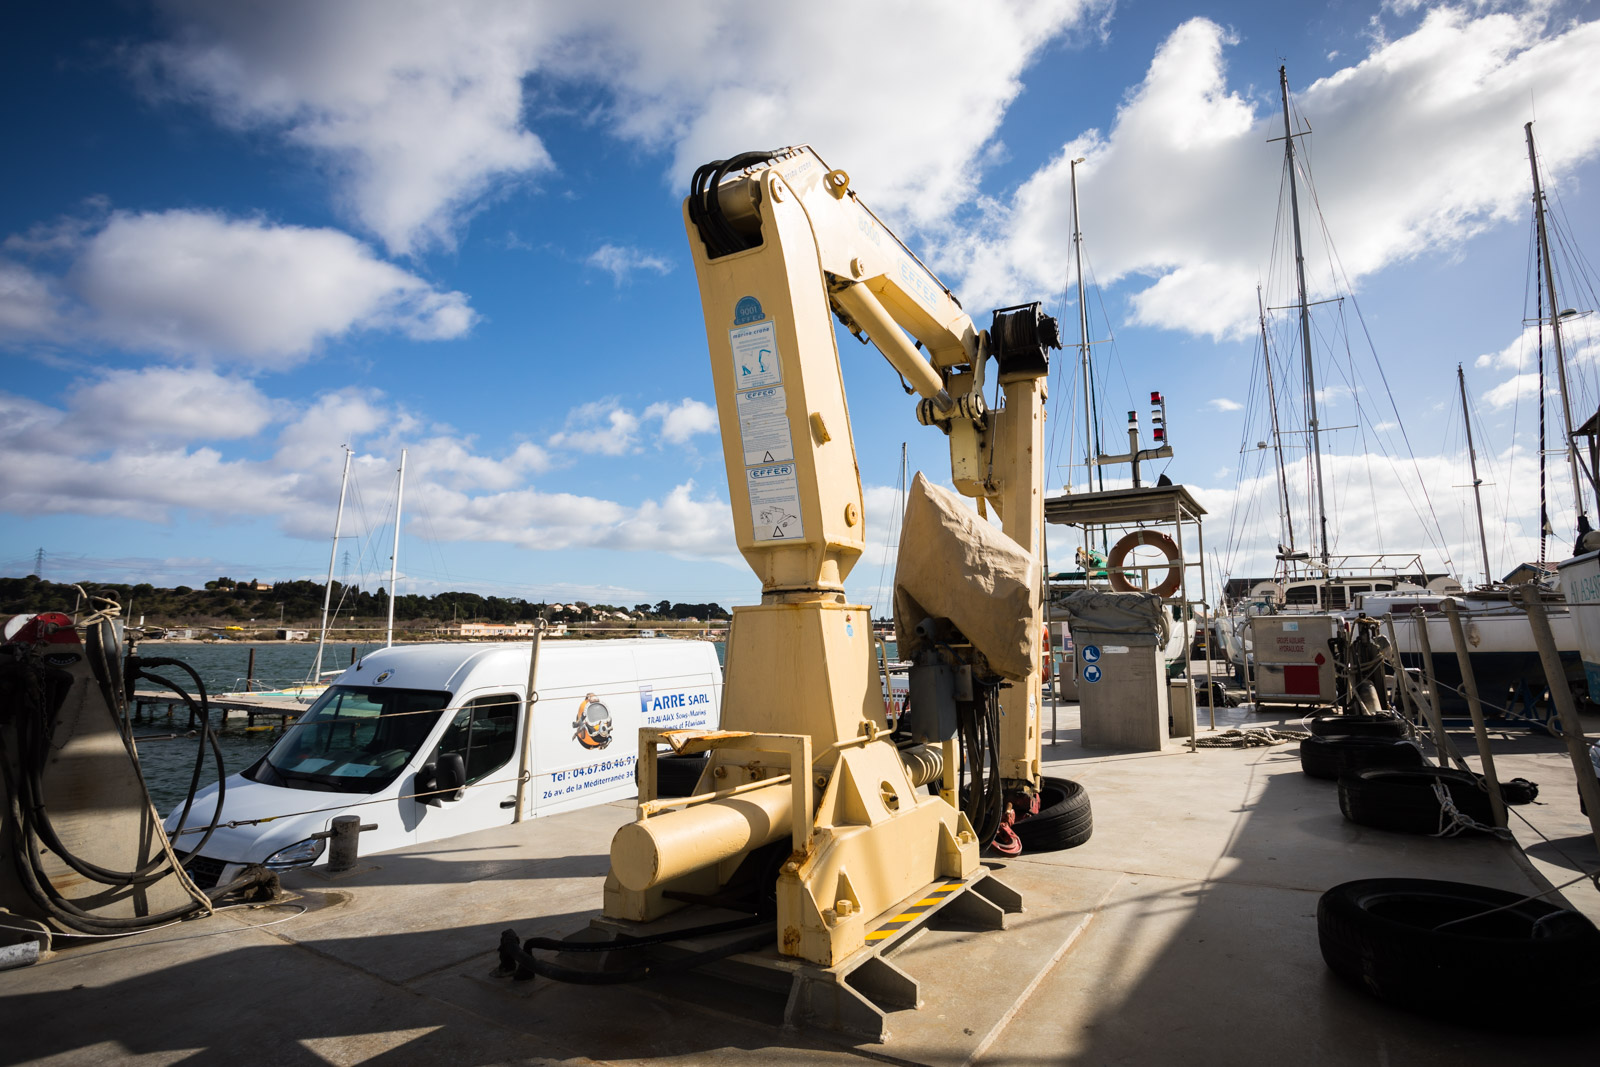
264;837;326;870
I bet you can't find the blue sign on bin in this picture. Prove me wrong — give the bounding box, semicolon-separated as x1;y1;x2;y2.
1081;645;1101;664
1083;664;1103;684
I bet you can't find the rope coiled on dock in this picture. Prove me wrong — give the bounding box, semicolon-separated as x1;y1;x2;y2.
1195;727;1309;748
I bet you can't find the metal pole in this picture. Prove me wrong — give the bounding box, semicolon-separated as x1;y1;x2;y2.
1408;608;1458;769
1259;286;1295;555
1382;613;1418;727
1199;507;1214;733
1069;157;1096;563
386;448;407;648
1457;366;1493;587
513;620;546;823
1518;586;1600;851
1280;66;1330;565
313;446;353;683
1441;599;1507;827
1526;122;1591;523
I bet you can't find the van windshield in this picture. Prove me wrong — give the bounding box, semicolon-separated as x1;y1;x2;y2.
255;685;451;794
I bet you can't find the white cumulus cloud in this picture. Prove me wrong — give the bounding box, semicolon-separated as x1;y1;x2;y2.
645;398;718;445
3;209;474;366
139;1;1105;251
587;244;673;285
940;9;1600;340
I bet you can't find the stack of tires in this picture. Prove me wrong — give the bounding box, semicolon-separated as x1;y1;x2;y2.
1299;735;1424;781
1319;878;1600;1022
1304;710;1409;738
1337;767;1494;833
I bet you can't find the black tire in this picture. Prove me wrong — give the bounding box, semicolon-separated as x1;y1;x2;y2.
639;753;708;798
1014;776;1092;852
1318;878;1600;1024
1299;736;1424;781
1338;767;1495;834
1307;711;1409;738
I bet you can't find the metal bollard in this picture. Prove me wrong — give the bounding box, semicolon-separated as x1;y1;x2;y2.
318;815;378;872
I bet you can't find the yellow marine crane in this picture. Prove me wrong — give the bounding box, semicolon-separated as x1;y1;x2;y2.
601;146;1059;976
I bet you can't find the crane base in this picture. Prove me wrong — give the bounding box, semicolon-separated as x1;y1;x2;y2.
590;865;1022;1043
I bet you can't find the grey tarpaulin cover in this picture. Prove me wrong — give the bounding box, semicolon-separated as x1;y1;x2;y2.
893;472;1038;680
1059;589;1170;647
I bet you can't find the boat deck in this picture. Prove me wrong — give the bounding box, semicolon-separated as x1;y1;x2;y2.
3;703;1595;1065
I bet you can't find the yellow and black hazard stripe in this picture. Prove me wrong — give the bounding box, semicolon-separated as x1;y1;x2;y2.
863;881;965;943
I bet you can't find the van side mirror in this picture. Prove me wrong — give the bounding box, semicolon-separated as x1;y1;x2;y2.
436;753;466;799
417;753;467;806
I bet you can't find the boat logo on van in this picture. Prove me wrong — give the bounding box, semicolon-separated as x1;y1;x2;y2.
374;671;393;684
572;693;614;750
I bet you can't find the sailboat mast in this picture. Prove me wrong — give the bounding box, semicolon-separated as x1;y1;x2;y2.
1525;121;1591;526
386;448;407;648
1259;286;1296;558
1070;157;1093;492
312;446;352;682
1279;66;1331;567
1457;365;1492;586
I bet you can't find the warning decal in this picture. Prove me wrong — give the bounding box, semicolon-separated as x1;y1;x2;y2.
736;385;794;466
748;463;804;542
730;320;781;389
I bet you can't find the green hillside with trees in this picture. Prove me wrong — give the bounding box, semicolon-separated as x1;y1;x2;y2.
0;575;728;634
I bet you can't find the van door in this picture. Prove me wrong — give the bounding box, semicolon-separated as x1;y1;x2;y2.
413;689;524;846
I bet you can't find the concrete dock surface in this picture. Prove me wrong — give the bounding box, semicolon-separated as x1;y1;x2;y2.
3;702;1595;1066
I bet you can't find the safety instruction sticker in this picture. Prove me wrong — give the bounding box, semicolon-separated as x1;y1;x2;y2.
731;320;781;388
748;462;804;541
735;385;794;466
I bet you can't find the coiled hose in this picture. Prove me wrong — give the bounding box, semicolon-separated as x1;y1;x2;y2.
1;621;268;934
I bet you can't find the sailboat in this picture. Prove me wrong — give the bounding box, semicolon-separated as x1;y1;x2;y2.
1522;117;1600;707
1359;358;1581;716
1217;68;1439;680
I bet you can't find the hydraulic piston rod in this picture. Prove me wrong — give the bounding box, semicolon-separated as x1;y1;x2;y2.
833;282;954;413
611;782;793;892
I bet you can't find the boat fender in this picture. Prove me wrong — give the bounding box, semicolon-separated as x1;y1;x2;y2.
1106;529;1182;598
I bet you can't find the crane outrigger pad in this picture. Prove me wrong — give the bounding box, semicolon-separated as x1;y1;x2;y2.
588;865;1021;1041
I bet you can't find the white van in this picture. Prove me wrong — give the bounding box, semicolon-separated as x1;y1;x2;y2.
164;639;721;888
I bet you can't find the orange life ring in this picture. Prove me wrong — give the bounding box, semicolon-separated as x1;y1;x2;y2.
1041;624;1053;682
1107;528;1182;598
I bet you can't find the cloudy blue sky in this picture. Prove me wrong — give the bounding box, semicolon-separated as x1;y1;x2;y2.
3;0;1599;613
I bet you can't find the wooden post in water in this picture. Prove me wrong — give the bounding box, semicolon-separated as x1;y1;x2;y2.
246;647;256;692
1441;599;1506;827
1518;586;1600;853
1408;608;1459;769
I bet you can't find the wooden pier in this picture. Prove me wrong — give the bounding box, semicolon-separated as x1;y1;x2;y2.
131;690;311;729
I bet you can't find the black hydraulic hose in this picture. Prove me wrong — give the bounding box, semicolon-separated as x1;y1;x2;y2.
133;657;227;862
0;646;253;934
499;915;770;985
10;667;212;888
1;749;213;934
688;149;782;258
524;913;765;954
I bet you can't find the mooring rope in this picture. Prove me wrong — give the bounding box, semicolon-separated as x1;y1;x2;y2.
1195;727;1309;748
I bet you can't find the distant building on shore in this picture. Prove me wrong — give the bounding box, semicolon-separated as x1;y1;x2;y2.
453;622;567;639
276;628;310;640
